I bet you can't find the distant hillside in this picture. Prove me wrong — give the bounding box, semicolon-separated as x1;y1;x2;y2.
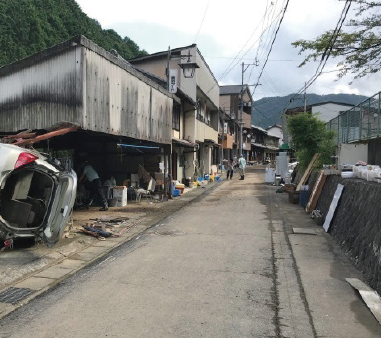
253;93;368;129
0;0;147;68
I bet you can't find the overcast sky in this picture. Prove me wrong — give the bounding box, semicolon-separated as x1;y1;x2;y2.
76;0;379;101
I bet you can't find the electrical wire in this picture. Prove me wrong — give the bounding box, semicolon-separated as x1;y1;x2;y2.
193;0;211;43
205;1;285;95
255;0;352;124
253;106;277;125
203;56;299;61
254;0;274;63
252;0;290;97
256;0;282;63
295;0;352;96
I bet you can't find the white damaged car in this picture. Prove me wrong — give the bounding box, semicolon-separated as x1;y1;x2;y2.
0;143;77;247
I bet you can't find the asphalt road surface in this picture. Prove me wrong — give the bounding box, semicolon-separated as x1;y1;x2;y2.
1;168;380;337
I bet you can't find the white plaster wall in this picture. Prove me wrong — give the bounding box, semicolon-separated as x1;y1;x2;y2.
338;143;368;165
312;103;352;122
267;127;283;145
185;152;195;178
200;144;212;175
195;50;219;108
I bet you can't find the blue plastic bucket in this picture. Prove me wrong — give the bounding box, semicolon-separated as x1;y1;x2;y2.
173;189;180;197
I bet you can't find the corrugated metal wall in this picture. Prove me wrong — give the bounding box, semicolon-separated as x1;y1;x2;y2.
0;36;173;145
0;48;82;131
81;48;172;144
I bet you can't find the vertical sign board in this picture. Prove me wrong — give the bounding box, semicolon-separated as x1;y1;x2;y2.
169;69;178;93
323;183;344;232
224;122;228;134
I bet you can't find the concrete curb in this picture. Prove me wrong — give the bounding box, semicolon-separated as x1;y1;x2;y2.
0;179;225;319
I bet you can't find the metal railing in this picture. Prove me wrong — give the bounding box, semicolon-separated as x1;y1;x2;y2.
326;91;381;144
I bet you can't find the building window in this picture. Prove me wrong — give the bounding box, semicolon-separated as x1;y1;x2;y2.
172;104;180;131
212;147;219;165
205;108;211;126
197;102;204;122
179;154;185;167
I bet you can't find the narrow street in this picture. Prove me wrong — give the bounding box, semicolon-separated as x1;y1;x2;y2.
0;168;380;338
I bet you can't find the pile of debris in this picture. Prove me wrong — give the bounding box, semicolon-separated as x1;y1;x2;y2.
77;216;145;240
0;122;79;146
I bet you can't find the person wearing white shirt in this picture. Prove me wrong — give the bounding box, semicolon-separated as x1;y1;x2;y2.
79;163;108;211
238;154;246;180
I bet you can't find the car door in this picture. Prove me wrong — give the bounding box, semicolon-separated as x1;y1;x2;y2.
42;170;77;247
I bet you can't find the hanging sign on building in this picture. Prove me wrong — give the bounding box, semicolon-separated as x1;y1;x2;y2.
169;69;178;93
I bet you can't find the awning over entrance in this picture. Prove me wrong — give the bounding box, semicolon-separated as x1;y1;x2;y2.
172;138;197;148
265;145;279;151
251;142;266;148
280;143;290;150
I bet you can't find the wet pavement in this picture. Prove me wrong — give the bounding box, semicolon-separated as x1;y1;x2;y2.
0;180;221;318
0;167;380;338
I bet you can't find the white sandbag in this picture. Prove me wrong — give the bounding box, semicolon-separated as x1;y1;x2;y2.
341;171;354;179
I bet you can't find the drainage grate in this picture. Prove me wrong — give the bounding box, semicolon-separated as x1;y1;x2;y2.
0;287;34;304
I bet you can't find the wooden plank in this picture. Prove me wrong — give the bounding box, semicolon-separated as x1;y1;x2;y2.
292;227;316;235
305;170;326;213
346;278;381;325
296;153;320;192
323;183;344;232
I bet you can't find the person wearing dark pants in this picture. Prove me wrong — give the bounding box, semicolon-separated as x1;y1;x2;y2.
226;158;234;180
238;154;246;180
79;163;108;211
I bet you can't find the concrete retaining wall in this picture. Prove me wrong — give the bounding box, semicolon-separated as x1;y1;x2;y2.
316;175;381;294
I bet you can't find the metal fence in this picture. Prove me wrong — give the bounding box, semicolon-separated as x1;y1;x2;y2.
326;92;381;144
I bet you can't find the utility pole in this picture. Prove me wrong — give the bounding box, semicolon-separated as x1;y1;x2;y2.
239;62;257;156
304;81;307;113
220;110;225;174
166;46;171;91
239;63;244;157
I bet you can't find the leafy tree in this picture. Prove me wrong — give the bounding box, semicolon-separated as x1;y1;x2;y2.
0;0;147;68
292;0;381;83
287;113;336;169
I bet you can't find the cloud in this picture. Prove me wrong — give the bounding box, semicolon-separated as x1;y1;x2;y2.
77;0;380;101
333;85;360;95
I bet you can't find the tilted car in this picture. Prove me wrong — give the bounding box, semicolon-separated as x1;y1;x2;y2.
0;144;77;247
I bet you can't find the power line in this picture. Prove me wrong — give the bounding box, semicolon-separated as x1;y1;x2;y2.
194;0;211;43
252;0;290;97
205;2;284;95
256;0;352;123
275;1;352;119
204;56;299;61
256;0;282;64
296;0;352;96
254;0;274;64
253;106;277;125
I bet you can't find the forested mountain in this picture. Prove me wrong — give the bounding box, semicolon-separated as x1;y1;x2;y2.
0;0;146;68
253;93;368;129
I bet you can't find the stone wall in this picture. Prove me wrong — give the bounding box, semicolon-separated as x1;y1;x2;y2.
316;175;381;294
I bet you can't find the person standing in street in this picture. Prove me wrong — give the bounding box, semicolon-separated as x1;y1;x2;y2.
79;162;108;211
226;158;234;180
238;154;246;180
